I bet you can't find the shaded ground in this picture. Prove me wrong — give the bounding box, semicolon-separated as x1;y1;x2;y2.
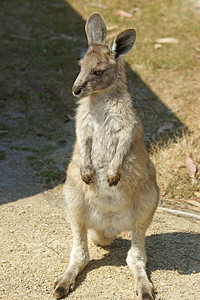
1;0;200;299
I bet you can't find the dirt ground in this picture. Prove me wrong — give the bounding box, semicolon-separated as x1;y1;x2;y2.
1;0;200;299
0;190;200;300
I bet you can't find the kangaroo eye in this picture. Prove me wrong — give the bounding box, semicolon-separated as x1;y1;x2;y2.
93;70;104;76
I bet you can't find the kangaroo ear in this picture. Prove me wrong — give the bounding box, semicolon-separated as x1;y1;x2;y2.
111;29;136;58
85;12;107;45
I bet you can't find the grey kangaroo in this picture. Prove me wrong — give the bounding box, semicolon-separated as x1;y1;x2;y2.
54;12;159;300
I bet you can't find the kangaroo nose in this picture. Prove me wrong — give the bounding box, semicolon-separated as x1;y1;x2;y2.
72;85;82;97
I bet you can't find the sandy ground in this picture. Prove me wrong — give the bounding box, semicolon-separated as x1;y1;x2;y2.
1;187;200;300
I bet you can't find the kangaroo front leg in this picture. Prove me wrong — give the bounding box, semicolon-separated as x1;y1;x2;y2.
54;225;89;299
107;127;132;186
79;135;94;185
126;228;154;300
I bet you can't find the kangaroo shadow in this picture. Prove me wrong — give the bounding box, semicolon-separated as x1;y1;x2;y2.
71;232;199;294
0;0;187;204
146;232;200;275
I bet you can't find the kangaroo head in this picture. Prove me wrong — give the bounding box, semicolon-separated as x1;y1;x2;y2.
72;13;136;98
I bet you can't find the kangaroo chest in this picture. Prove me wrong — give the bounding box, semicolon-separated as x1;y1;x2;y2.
90;110;120;169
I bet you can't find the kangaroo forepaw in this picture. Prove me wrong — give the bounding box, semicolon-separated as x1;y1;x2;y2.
107;172;121;187
81;166;94;184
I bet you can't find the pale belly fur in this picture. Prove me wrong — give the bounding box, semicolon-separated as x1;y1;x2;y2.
83;125;138;232
84;180;156;233
85;199;136;232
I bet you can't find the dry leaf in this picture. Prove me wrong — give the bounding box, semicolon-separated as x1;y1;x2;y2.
11;34;34;41
154;43;162;50
182;199;200;208
46;89;57;97
170;161;185;168
156;37;179;44
116;10;133;18
28;80;43;93
89;3;107;9
187;205;200;213
107;25;118;31
66;114;74;121
186;156;197;176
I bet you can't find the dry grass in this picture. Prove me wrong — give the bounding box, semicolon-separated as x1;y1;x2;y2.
151;131;200;211
1;0;200;211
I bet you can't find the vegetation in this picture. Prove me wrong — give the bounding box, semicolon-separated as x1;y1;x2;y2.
1;0;199;210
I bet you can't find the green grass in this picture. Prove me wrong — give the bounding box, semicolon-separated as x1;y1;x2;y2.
38;168;64;183
0;150;6;160
10;145;56;153
0;122;8;137
25;155;37;160
31;158;65;183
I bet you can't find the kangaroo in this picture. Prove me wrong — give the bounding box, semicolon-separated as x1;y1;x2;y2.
54;12;159;300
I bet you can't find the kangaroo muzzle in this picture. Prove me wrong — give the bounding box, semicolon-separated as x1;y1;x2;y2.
72;85;82;97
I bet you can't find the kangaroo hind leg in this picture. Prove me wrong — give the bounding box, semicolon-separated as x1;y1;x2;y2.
54;182;89;299
126;223;154;300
